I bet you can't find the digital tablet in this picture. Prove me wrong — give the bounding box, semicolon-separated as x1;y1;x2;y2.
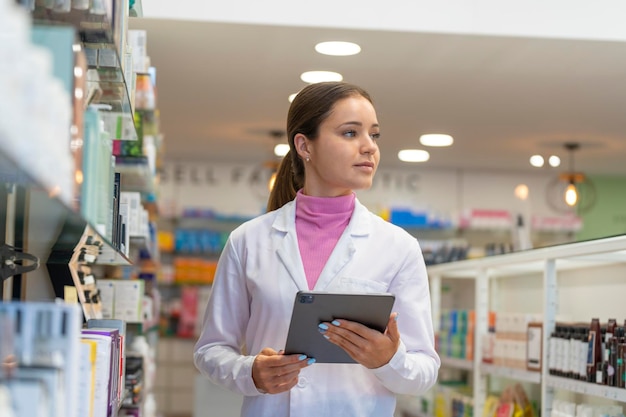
283;291;396;363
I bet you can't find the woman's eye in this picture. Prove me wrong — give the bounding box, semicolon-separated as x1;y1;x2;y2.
370;132;381;141
343;130;357;137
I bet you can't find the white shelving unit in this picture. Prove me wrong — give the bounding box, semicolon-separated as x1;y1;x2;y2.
426;235;626;417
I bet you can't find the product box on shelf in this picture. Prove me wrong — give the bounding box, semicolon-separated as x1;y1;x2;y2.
97;279;145;323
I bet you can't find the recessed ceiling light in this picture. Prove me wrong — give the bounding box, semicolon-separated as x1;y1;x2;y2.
300;71;343;84
398;149;430;163
288;92;298;103
315;41;361;56
530;155;544;167
274;144;290;157
548;155;561;167
419;134;454;147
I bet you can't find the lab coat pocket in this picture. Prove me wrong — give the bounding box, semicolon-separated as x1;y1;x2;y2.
333;277;389;293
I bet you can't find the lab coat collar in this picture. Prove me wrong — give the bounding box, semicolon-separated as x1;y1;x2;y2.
272;198;372;291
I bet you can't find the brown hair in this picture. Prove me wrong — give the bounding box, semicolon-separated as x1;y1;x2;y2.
266;82;373;211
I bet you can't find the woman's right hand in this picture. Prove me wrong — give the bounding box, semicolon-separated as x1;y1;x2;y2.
252;347;314;394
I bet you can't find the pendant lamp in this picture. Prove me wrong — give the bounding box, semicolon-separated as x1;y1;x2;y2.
546;142;596;213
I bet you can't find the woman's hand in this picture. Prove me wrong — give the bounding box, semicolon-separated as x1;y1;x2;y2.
252;348;315;394
318;312;400;369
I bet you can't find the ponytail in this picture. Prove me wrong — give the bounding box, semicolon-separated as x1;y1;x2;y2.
266;150;303;211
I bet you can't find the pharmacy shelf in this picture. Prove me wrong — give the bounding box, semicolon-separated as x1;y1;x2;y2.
546;375;626;402
429;234;626;417
440;356;474;371
480;364;541;384
0;150;130;267
32;6;139;141
98;243;132;265
428;235;626;279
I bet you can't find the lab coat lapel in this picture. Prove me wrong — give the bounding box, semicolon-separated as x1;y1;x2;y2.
314;200;371;291
273;201;308;290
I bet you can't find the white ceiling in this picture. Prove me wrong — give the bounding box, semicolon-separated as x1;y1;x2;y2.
129;18;626;176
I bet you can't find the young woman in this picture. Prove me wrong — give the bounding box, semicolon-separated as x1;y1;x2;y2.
194;81;440;416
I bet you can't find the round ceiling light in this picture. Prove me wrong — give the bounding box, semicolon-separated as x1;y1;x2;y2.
419;134;454;147
398;149;430;163
300;70;343;84
274;144;290;157
314;41;361;56
529;155;544;167
548;155;561;167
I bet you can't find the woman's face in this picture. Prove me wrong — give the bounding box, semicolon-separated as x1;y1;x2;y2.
297;95;380;197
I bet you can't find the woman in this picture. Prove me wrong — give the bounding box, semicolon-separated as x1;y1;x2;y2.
194;81;440;416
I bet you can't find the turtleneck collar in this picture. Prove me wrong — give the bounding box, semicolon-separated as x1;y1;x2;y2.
295;189;355;218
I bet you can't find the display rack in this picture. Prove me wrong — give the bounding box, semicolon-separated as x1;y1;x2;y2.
31;2;139;141
2;2;160;416
426;235;626;417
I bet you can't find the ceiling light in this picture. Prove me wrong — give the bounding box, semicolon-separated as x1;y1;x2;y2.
548;155;561;167
274;144;290;157
546;142;596;213
419;134;453;147
398;149;430;163
288;92;298;103
529;155;544;167
300;71;343;84
564;182;578;206
314;41;361;56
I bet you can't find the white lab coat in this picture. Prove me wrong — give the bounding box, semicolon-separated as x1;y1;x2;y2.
194;198;440;417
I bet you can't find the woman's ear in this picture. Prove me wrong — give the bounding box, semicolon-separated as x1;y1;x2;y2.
294;133;310;160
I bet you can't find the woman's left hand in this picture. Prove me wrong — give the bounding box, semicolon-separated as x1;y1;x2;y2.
318;312;400;369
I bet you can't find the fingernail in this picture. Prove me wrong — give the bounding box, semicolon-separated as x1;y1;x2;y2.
298;354;307;360
323;335;330;340
307;358;316;365
394;313;399;321
331;320;340;326
318;323;329;330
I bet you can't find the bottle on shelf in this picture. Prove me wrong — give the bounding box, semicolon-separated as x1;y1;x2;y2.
586;318;602;383
604;318;617;386
578;327;589;381
618;326;625;388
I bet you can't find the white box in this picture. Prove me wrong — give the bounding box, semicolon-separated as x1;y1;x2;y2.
120;191;142;236
97;280;116;319
97;279;144;323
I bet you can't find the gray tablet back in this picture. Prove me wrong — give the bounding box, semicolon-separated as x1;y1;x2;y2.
284;291;395;363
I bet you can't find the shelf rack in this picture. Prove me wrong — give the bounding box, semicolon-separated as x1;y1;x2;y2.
429;235;626;417
32;2;139;141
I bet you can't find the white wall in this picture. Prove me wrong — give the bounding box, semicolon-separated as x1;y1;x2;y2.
143;0;626;42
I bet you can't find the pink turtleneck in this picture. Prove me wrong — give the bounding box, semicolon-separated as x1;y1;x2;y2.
295;190;355;290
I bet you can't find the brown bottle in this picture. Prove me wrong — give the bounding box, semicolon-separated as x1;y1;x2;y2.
586;318;603;383
603;319;617;385
615;327;624;388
